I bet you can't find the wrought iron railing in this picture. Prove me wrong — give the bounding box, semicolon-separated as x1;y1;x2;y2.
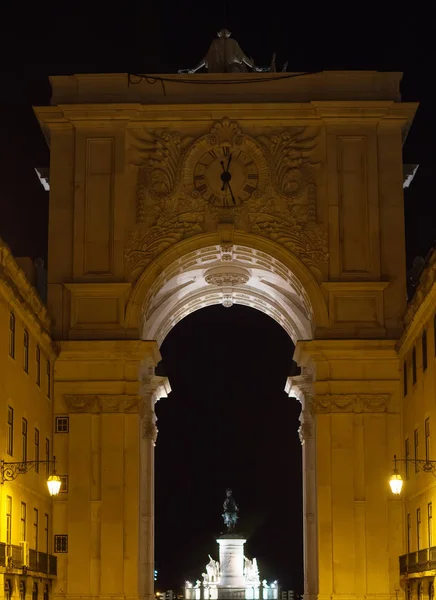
0;542;57;575
400;547;436;575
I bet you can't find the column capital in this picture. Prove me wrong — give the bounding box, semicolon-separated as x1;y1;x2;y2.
285;369;314;445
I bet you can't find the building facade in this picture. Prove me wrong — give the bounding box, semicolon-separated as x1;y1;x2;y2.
0;241;58;600
398;251;436;598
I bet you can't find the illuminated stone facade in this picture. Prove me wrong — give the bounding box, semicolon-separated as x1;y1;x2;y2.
0;241;58;598
398;251;436;597
31;71;419;600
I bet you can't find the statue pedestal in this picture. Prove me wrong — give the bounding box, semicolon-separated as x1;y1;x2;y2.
217;534;246;591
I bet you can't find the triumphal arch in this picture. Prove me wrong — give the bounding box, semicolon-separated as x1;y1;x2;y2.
34;67;417;600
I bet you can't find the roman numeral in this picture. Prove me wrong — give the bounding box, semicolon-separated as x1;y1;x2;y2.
194;174;205;181
222;146;230;156
247;174;258;180
245;160;254;167
208;193;218;204
222;196;229;207
196;183;207;193
208;149;218;159
244;184;255;194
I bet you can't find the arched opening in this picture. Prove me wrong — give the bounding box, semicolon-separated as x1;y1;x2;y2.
133;238;321;599
155;304;302;592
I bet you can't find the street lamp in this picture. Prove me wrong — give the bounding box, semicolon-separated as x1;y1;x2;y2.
389;454;436;495
1;457;62;496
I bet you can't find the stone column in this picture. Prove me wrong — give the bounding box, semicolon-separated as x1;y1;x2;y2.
139;375;171;600
285;371;318;600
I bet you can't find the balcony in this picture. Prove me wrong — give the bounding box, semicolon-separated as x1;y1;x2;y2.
400;547;436;575
0;542;57;575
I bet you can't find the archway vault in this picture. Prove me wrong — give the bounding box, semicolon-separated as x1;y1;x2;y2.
125;232;329;346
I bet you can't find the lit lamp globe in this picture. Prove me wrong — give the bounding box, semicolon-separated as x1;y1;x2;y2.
47;474;62;497
389;471;403;495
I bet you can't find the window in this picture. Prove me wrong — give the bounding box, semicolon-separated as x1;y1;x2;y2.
46;359;51;398
23;330;29;373
5;581;11;600
415;429;419;473
22;418;28;462
44;514;49;553
430;582;434;600
429;502;433;548
43;585;48;600
9;312;15;358
7;407;13;456
60;475;69;493
413;347;417;384
417;508;422;550
426;418;431;462
33;508;39;551
34;429;40;473
20;582;25;600
404;361;408;396
36;346;41;386
20;502;26;542
54;534;68;553
55;416;69;433
418;584;423;600
45;438;50;477
405;438;410;480
423;330;428;371
6;496;12;545
32;583;38;600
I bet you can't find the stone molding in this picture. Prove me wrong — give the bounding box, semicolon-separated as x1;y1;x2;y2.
64;394;143;414
311;393;392;414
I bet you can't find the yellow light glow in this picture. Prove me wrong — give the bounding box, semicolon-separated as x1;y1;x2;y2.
389;471;403;495
47;474;62;496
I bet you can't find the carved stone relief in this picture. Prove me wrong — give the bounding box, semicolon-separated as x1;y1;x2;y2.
64;394;143;413
311;394;393;414
125;119;328;282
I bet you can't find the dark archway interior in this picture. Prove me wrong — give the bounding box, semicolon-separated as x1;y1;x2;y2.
155;304;303;593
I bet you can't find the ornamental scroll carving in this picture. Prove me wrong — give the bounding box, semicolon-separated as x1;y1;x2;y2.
311;394;393;414
125;120;328;281
63;395;143;413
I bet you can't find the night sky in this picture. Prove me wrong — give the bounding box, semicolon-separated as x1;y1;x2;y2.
1;3;436;594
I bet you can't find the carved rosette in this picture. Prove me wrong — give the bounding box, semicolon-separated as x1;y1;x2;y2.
204;266;250;287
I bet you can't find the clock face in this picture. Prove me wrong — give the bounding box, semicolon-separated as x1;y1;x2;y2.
193;146;260;207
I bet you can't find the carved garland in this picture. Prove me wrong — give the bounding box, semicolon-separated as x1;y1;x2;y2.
125;119;328;281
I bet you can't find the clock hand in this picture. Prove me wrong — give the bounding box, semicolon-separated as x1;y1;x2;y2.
226;153;232;171
220;160;226;172
227;182;236;204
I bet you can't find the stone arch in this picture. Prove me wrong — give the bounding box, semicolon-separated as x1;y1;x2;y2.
125;232;328;345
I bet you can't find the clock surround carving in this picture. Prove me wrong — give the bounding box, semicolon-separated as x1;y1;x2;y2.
126;119;328;281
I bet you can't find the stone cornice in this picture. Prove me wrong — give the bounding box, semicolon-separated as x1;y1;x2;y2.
398;250;436;355
57;339;161;365
0;238;57;355
295;339;398;364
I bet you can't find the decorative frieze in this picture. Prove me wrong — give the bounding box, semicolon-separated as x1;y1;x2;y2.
64;394;143;413
311;393;392;414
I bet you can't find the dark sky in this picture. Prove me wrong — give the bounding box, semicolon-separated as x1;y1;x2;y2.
0;3;435;594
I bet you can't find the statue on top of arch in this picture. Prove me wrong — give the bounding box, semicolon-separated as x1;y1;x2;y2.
179;29;282;74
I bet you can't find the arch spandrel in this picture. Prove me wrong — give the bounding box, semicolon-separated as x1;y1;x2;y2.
125;232;329;345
